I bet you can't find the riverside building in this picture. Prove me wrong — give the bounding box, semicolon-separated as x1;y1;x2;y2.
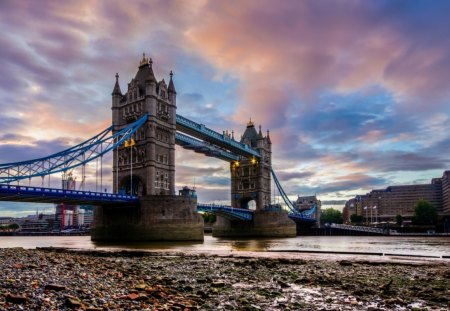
344;170;450;222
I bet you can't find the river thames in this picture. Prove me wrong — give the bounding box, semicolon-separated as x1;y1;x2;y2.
1;235;449;258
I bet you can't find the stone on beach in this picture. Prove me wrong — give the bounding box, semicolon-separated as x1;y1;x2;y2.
0;247;449;310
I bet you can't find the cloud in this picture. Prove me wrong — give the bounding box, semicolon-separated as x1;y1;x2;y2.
1;0;450;216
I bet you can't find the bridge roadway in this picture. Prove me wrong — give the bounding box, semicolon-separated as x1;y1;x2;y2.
0;184;316;222
0;184;137;207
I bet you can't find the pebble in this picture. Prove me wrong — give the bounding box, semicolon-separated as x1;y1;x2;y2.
0;248;448;310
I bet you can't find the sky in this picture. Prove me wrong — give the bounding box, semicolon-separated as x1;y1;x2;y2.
1;0;450;217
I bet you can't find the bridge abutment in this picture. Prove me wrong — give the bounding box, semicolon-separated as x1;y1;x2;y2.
212;210;296;237
91;196;204;241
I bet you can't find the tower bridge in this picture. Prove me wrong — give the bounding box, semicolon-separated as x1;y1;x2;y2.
0;55;318;240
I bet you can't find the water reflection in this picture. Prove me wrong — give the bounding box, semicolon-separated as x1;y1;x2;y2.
92;239;205;251
1;235;449;257
228;239;273;251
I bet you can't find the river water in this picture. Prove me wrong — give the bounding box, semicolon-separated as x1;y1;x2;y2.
1;235;449;258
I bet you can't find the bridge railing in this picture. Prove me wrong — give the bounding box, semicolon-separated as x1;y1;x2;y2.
197;203;253;221
0;184;138;202
330;223;386;234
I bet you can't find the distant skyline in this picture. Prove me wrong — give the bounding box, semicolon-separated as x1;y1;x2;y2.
1;0;450;216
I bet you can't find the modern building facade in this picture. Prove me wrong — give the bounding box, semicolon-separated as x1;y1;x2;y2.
344;170;450;222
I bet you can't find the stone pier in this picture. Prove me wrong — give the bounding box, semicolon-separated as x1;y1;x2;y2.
212;210;296;238
91;196;204;241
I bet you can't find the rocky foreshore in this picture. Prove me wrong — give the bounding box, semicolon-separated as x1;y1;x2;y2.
0;248;449;310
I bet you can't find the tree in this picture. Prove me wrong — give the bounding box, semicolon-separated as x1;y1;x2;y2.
321;208;343;224
350;214;364;224
201;212;216;224
413;200;437;225
396;214;403;226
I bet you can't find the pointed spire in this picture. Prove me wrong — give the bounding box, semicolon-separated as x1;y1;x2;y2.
247;118;254;128
144;57;157;83
168;70;176;94
266;129;271;144
140;53;149;67
112;73;122;96
258;125;263;138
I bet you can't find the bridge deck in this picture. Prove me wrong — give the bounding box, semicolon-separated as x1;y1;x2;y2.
0;184;138;206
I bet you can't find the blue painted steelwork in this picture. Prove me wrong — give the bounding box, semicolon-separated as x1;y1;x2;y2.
176;114;260;159
289;212;317;223
271;169;317;222
0;115;148;184
0;184;138;205
175;132;239;162
197;203;253;221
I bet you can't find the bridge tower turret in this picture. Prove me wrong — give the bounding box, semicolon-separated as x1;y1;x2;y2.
111;73;122;129
231;120;272;210
111;54;177;196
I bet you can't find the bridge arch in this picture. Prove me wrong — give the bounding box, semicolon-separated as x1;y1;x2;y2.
119;175;146;196
238;197;257;210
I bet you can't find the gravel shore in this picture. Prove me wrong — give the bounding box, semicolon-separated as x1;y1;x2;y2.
0;248;449;310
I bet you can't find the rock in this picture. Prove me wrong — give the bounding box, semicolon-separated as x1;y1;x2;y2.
339;260;353;266
211;281;226;288
5;293;28;304
134;283;147;291
45;283;67;291
277;280;290;288
196;290;208;298
65;297;82;308
379;279;393;293
126;293;140;300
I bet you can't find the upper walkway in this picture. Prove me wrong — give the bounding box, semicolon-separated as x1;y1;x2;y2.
176;114;260;159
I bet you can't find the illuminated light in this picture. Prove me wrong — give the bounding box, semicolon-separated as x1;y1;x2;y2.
251;157;257;165
234;161;240;167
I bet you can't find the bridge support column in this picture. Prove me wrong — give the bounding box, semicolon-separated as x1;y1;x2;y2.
212;210;296;238
91;196;204;241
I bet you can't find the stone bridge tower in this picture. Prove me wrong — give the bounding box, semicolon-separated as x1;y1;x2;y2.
111;54;177;196
230;120;272;210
